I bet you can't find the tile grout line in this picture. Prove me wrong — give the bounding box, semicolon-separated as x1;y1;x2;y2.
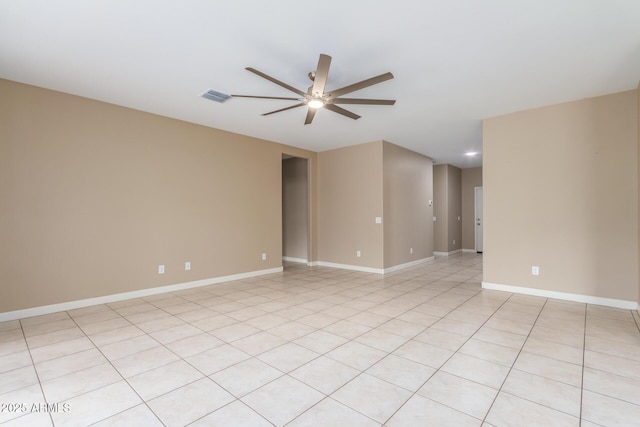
63;305;247;425
210;267;414;427
64;312;168;427
478;297;549;426
90;295;283;424
578;304;588;425
118;265;400;425
248;271;455;426
142;264;434;426
380;275;515;425
282;395;379;427
96;304;279;427
484;300;597;422
280;257;483;426
185;398;275;427
632;309;640;334
17;319;56;427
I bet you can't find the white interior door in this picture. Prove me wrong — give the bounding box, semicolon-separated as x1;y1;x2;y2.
475;187;483;253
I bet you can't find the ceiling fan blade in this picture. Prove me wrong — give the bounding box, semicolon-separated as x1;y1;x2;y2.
311;54;332;96
304;108;317;125
245;67;306;97
261;102;305;116
326;72;394;98
331;98;396;105
324;104;361;120
232;95;301;101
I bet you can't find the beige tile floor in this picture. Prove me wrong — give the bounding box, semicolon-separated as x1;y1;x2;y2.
1;254;640;426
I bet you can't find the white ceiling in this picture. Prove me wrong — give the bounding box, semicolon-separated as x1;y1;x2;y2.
1;1;639;168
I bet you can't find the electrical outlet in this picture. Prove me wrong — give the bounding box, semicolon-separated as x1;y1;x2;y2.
261;253;267;261
158;265;165;274
532;266;539;276
453;240;456;245
356;250;361;257
185;261;191;271
410;248;413;254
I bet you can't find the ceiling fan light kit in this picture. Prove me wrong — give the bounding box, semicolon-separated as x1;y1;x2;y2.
231;54;395;124
307;96;324;109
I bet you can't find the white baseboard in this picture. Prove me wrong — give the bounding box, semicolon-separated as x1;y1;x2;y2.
434;249;462;257
384;257;435;274
315;261;384;274
313;257;434;275
481;281;639;310
462;249;477;253
0;267;284;322
282;256;308;264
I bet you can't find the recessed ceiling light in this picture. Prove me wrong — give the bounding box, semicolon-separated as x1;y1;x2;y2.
465;151;478;156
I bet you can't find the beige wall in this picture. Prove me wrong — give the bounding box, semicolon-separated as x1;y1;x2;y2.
318;142;384;268
484;90;639;302
447;165;462;252
306;152;319;264
318;141;433;270
462;167;482;250
638;81;640;306
0;79;317;312
433;165;448;252
382;141;433;268
433;164;461;253
282;157;308;261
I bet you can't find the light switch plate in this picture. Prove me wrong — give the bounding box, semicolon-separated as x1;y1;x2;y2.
375;217;382;224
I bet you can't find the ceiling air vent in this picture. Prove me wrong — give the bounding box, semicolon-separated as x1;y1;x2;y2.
201;89;231;103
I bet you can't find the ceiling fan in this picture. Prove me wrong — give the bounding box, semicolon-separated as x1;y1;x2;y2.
231;54;395;125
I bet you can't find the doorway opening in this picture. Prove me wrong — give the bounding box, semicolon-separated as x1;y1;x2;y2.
282;155;310;265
